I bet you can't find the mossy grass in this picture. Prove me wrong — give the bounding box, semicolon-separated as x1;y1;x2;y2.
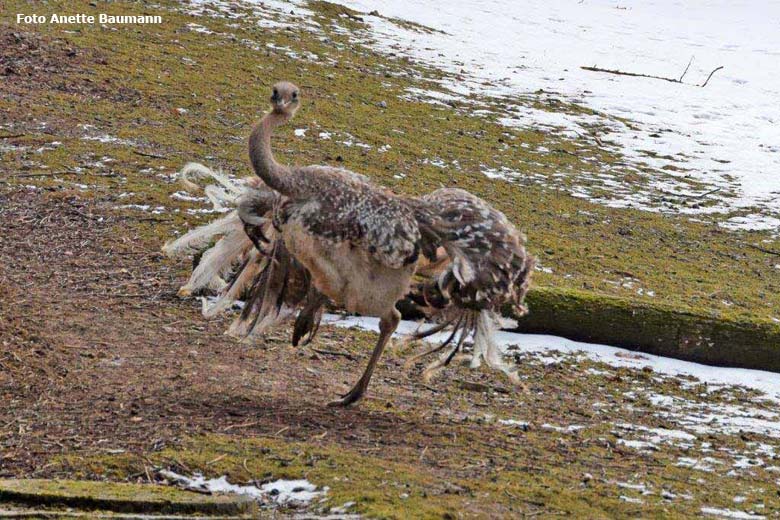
2;1;778;366
53;417;779;519
0;478;255;515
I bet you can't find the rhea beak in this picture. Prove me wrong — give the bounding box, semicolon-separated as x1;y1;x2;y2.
273;98;294;111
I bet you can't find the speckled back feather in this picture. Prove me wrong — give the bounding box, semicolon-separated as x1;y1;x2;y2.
411;188;534;316
276;166;423;269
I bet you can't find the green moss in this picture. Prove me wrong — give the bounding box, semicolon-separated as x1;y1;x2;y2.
52;425;778;519
518;286;780;370
0;478;255;515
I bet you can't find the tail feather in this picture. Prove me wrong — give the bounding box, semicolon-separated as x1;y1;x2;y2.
511;254;536;317
162;211;240;259
404;188;532;385
204;185;236;211
179;162;244;202
202;249;267;318
292;288;327;346
228;241;291;338
168;162;329;343
180;221;251;296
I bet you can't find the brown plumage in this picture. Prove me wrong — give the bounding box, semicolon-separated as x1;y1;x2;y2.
164;81;535;407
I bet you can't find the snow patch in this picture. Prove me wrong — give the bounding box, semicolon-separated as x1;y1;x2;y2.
119;204;166;215
159;470;326;505
700;506;765;519
329;0;780;230
325;315;780;404
675;457;723;473
498;419;529;428
171;191;208;202
541;423;584;433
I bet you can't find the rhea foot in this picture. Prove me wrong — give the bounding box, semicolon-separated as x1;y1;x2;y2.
327;381;367;407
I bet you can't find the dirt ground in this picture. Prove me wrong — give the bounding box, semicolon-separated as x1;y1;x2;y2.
0;186;442;473
1;2;779;517
2;186;779;518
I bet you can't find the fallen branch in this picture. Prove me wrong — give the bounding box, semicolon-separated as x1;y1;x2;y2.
8;171;81;178
699;65;724;87
658;187;721;199
581;66;683;84
0;133;25;139
581;62;724;88
678;56;694;82
744;243;780;257
133;150;167;159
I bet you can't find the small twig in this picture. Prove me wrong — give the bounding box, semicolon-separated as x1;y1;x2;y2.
678;56;694;82
206;453;227;466
222;420;260;431
311;347;355;360
8;170;81;178
79;292;150;299
0;133;25;139
744;243;780;257
699;65;724;87
133;150;167;159
552;148;578;157
136;216;174;223
658;187;720;199
693;187;721;198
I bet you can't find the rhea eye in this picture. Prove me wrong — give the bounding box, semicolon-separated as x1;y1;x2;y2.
292;91;298;99
272;88;279;98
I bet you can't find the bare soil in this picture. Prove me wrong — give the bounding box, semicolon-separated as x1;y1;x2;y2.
0;187;441;475
2;187;778;518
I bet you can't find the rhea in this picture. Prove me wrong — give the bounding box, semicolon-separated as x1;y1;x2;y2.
164;81;535;407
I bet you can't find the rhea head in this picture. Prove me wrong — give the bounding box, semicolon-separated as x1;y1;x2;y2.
270;81;300;118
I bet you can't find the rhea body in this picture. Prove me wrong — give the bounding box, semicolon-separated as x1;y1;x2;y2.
249;82;422;405
164;81;535;407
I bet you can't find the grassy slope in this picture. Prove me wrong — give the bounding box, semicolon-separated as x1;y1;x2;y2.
3;0;779;328
1;1;779;518
49;337;780;519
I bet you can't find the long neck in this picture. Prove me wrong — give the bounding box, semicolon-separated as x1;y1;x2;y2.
248;110;292;194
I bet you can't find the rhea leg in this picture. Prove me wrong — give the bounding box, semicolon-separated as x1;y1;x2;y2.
328;309;400;407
